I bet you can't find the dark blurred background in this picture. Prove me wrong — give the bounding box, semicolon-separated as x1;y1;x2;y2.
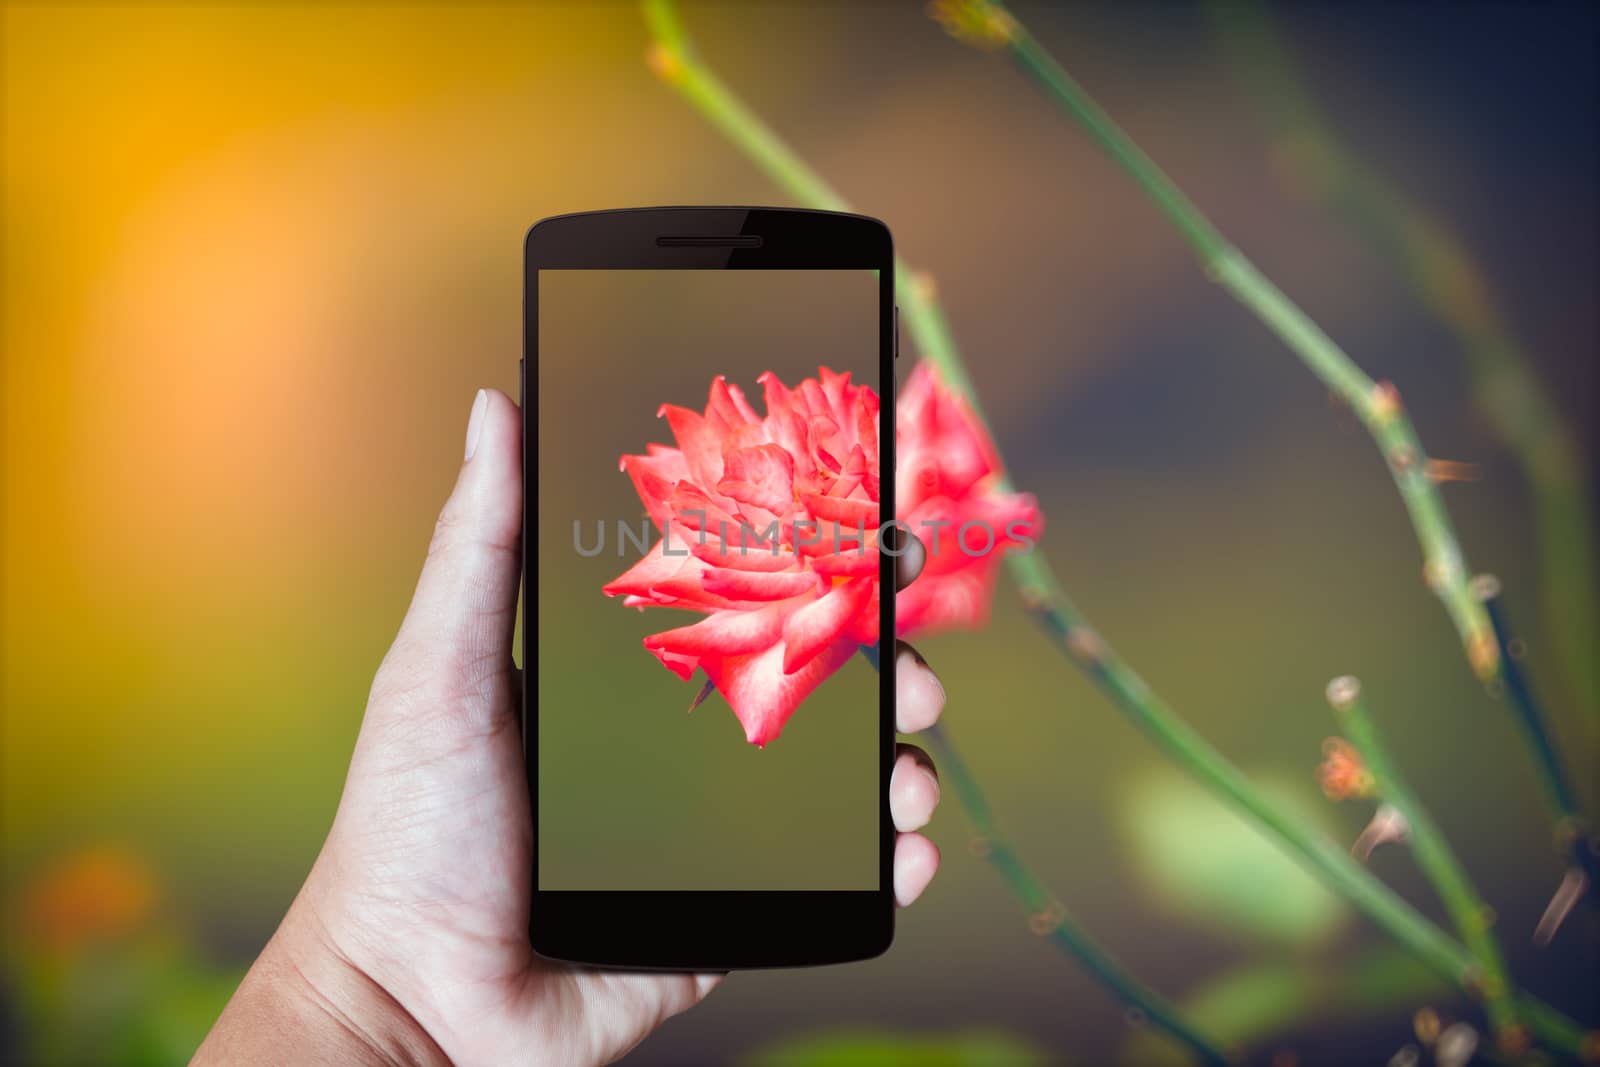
3;2;1594;1063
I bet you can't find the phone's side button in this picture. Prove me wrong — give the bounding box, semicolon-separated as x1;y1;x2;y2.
519;358;526;409
893;305;899;359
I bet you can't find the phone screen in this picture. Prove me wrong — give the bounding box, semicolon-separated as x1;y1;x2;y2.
535;268;882;891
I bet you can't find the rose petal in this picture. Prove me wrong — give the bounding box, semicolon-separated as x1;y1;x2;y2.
848;582;881;645
605;540;759;613
690;537;794;571
708;375;760;431
855;387;880;467
700;567;821;601
650;571;765;613
800;491;878;528
819;366;853;424
667;481;744;539
643;601;790;659
781;576;874;675
904;495;985;576
794;525;868;557
658;403;725;488
620;450;689;531
896;566;995;638
602;539;682;599
706;639;859;746
717;443;795;514
798;378;831;420
726;379;762;424
646;643;700;680
766;407;816;484
808;549;880;578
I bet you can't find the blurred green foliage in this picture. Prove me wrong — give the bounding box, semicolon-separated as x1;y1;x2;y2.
744;1028;1056;1067
6;847;240;1064
14;943;240;1066
1118;769;1351;949
1122;946;1448;1063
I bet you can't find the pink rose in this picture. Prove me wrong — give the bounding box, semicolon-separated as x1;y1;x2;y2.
895;363;1042;638
605;365;1040;746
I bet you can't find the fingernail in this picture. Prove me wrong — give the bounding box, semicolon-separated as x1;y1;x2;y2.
464;389;488;461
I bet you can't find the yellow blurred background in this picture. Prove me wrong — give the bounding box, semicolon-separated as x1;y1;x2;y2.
4;2;1594;1063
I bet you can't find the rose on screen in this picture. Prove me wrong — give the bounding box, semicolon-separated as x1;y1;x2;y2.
604;365;1041;746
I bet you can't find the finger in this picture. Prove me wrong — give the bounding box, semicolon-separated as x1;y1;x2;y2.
893;832;940;907
893;529;926;590
891;745;940;832
895;642;945;734
895;742;937;780
381;389;522;704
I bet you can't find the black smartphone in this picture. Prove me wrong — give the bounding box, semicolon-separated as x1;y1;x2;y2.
522;207;897;969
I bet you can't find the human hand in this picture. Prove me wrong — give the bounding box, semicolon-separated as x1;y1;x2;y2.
195;388;948;1066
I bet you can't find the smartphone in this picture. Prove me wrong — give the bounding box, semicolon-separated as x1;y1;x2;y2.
522;208;897;968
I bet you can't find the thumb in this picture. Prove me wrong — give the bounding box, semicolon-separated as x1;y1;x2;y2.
382;388;522;706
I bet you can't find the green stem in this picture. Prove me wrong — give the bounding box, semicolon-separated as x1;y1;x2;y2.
642;1;849;215
1325;676;1523;1046
980;2;1497;684
1017;591;1473;990
857;645;1229;1061
1474;576;1600;897
642;0;971;398
923;720;1233;1065
641;2;1591;1055
1207;0;1599;729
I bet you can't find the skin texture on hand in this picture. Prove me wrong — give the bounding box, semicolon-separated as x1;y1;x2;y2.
194;389;947;1066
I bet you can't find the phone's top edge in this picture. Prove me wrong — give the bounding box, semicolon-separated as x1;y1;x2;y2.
526;206;888;229
524;207;892;261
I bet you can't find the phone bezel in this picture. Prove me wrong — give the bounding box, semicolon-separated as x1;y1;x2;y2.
523;207;897;969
